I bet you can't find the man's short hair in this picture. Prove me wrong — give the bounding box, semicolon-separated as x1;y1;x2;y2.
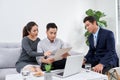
46;23;58;31
83;16;98;25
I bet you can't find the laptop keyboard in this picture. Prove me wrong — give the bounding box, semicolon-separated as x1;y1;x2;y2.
57;72;64;76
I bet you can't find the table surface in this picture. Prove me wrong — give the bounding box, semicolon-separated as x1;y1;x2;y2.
6;69;108;80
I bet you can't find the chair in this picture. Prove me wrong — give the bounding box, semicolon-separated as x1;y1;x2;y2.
107;67;120;80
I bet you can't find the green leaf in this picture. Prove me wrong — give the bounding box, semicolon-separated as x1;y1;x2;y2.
97;21;107;27
86;39;89;46
99;20;107;27
45;64;52;72
86;9;94;16
95;11;102;20
85;31;91;37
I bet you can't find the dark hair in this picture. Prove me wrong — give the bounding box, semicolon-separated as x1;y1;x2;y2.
23;21;38;38
83;16;98;25
46;23;57;31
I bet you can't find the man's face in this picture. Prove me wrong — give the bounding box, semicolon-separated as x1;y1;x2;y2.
84;21;96;33
46;28;57;42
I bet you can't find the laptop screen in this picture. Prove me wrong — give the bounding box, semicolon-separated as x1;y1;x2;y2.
54;55;84;78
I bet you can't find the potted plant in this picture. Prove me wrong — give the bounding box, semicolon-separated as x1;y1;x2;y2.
84;9;107;46
44;64;52;80
45;64;52;72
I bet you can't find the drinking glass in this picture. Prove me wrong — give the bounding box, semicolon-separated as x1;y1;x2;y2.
21;70;30;80
85;63;91;72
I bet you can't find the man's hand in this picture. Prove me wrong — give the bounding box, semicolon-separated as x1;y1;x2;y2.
41;57;54;64
44;51;51;56
82;58;86;65
61;53;70;58
47;58;54;64
92;63;104;73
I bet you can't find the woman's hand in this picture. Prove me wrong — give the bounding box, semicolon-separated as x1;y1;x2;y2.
41;57;47;63
44;51;51;56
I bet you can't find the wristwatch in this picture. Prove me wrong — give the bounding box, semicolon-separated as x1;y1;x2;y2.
44;56;48;59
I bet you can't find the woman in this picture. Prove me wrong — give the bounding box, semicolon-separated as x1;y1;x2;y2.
16;21;50;76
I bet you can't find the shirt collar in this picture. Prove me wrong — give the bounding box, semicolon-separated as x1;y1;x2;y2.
46;37;56;43
93;26;100;37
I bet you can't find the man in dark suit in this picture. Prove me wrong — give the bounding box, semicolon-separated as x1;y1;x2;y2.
83;16;119;74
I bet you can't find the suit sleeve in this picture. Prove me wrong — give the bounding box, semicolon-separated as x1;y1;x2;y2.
85;35;94;61
99;31;116;66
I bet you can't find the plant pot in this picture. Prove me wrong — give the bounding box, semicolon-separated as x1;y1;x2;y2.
44;72;52;80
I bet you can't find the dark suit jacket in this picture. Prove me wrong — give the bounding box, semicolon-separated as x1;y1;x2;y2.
85;28;119;67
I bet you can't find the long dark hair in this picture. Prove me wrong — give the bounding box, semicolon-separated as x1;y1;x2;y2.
22;21;38;38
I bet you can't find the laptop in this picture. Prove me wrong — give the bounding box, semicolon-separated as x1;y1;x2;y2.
53;55;84;78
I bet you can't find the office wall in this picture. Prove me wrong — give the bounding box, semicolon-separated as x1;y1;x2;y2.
0;0;95;53
0;0;118;53
118;0;120;44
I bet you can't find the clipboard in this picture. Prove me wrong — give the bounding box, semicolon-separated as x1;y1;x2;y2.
53;47;72;61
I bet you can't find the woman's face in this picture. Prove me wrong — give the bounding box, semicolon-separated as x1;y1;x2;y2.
28;25;38;37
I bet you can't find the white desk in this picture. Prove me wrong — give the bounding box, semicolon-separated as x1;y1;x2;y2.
6;70;108;80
